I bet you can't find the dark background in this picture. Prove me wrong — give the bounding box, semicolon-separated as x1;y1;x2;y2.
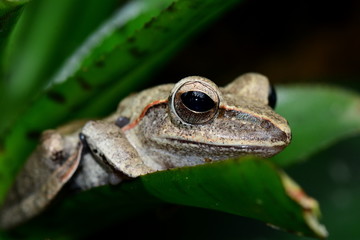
155;0;360;88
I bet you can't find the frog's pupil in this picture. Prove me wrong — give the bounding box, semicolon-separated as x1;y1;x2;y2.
181;91;215;112
268;85;277;109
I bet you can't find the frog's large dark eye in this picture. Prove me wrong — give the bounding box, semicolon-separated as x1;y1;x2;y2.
181;91;215;112
170;77;220;125
268;85;277;109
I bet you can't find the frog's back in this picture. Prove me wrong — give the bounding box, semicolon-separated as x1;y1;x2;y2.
114;83;174;122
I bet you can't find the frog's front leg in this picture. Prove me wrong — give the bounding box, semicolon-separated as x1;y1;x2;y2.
80;121;154;180
0;126;82;229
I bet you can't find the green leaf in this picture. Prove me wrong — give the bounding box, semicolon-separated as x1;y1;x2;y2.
142;158;327;238
0;0;28;66
3;177;162;239
0;0;28;36
273;85;360;167
287;135;360;240
0;0;242;203
0;0;123;135
0;0;28;9
4;158;327;239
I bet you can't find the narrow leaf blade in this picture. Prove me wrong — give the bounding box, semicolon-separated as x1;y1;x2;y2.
0;0;243;203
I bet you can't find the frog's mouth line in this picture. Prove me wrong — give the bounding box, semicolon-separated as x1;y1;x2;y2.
164;138;286;153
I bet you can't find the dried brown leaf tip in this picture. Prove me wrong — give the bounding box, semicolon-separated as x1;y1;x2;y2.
281;173;328;239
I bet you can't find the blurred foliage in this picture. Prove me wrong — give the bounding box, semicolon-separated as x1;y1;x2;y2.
273;86;360;167
0;0;241;199
0;0;28;59
1;0;360;239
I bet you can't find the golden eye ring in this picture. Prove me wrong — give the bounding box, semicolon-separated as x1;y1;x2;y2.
170;77;220;125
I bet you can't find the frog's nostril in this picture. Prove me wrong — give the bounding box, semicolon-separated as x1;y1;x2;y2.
260;120;272;129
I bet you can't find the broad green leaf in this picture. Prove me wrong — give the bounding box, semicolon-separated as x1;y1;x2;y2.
287;135;360;240
0;0;28;40
3;177;162;239
142;158;327;238
3;158;327;239
273;85;360;167
0;0;28;67
0;0;28;9
0;0;28;41
0;0;122;135
0;0;242;203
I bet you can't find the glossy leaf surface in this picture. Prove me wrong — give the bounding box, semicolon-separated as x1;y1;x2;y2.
0;0;242;201
3;158;327;239
273;85;360;166
0;0;28;72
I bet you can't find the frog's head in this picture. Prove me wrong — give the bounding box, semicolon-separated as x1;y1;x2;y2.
164;73;291;158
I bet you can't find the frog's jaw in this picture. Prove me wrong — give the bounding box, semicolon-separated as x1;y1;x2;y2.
155;108;291;158
125;100;291;165
161;137;286;159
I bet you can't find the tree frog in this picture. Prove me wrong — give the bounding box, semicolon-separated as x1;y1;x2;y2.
0;73;291;229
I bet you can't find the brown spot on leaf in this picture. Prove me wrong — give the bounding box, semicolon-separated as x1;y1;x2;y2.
144;17;156;29
95;58;105;68
166;2;177;12
76;77;92;90
129;48;148;58
0;6;23;32
0;139;4;154
127;36;136;43
27;130;41;140
47;91;66;104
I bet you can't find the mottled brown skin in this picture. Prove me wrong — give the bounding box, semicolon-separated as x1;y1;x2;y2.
0;128;81;229
0;73;291;229
118;74;291;170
